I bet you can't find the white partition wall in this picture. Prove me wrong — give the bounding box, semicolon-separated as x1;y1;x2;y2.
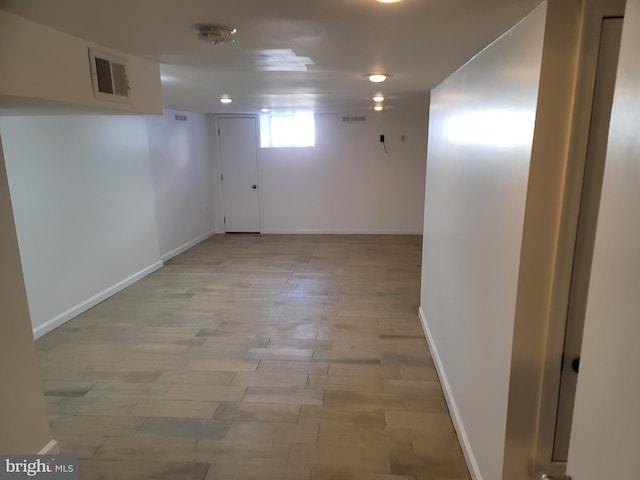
0;115;163;337
146;110;215;260
419;5;547;480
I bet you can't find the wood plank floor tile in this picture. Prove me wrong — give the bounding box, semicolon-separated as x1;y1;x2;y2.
56;435;105;459
224;420;319;444
204;464;311;480
93;437;197;462
165;384;246;402
243;386;324;405
212;402;301;423
78;459;211;480
299;405;386;428
310;468;417;480
287;443;391;474
137;417;232;440
131;399;219;419
231;371;309;388
194;439;291;466
257;360;329;376
308;374;384;394
46;397;138;416
156;369;235;385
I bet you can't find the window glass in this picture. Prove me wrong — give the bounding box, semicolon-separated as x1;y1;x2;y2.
260;112;315;148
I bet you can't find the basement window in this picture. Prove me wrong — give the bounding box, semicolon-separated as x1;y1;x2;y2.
259;112;315;148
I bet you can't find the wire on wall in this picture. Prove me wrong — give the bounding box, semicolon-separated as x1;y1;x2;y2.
380;134;388;154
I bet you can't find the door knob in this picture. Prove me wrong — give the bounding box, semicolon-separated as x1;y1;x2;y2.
252;184;257;189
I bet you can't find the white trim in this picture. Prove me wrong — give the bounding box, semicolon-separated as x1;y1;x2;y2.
38;439;59;455
260;228;423;235
418;306;483;480
160;231;214;262
32;261;164;339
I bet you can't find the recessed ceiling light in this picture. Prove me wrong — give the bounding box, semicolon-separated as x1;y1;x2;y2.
372;95;385;102
368;74;388;83
261;108;270;113
374;104;384;111
376;0;403;3
220;96;232;104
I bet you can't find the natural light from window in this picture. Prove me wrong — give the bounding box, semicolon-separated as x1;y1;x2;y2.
260;112;315;148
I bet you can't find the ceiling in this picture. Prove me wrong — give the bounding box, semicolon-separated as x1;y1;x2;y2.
0;0;542;114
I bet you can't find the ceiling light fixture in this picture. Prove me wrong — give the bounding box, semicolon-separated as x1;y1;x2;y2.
197;24;237;45
374;104;384;111
261;108;270;113
220;96;232;104
376;0;403;3
372;95;385;102
367;73;389;83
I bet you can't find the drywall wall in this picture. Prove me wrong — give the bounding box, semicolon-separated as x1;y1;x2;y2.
567;0;640;477
146;109;215;260
0;135;54;454
0;10;162;115
419;5;547;480
261;110;428;234
0;115;162;337
211;110;428;235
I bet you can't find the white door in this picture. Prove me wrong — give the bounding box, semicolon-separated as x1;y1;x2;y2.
218;117;260;232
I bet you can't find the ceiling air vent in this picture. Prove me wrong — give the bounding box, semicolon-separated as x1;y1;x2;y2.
88;48;131;103
197;24;237;45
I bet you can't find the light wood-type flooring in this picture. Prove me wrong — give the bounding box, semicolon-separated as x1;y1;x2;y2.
36;234;470;480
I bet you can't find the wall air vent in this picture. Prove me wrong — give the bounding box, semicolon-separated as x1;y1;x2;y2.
88;48;131;103
342;116;367;122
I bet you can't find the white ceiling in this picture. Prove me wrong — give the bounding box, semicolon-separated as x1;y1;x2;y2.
0;0;542;114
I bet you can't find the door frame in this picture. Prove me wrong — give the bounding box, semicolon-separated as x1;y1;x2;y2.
533;1;626;475
213;115;262;233
503;0;626;478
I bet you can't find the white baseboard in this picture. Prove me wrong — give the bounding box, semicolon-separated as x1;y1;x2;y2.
260;228;423;235
32;261;164;339
160;231;214;262
418;306;483;480
38;439;59;455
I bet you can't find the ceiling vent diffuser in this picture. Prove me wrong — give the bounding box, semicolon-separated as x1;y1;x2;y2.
197;24;237;45
88;48;131;103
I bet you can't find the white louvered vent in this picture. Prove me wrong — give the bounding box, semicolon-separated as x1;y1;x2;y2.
89;48;131;103
342;116;367;122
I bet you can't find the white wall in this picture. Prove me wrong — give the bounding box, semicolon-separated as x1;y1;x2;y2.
0;10;163;115
0;135;54;454
146;110;215;260
567;0;640;476
212;110;428;235
0;115;162;337
419;5;547;480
